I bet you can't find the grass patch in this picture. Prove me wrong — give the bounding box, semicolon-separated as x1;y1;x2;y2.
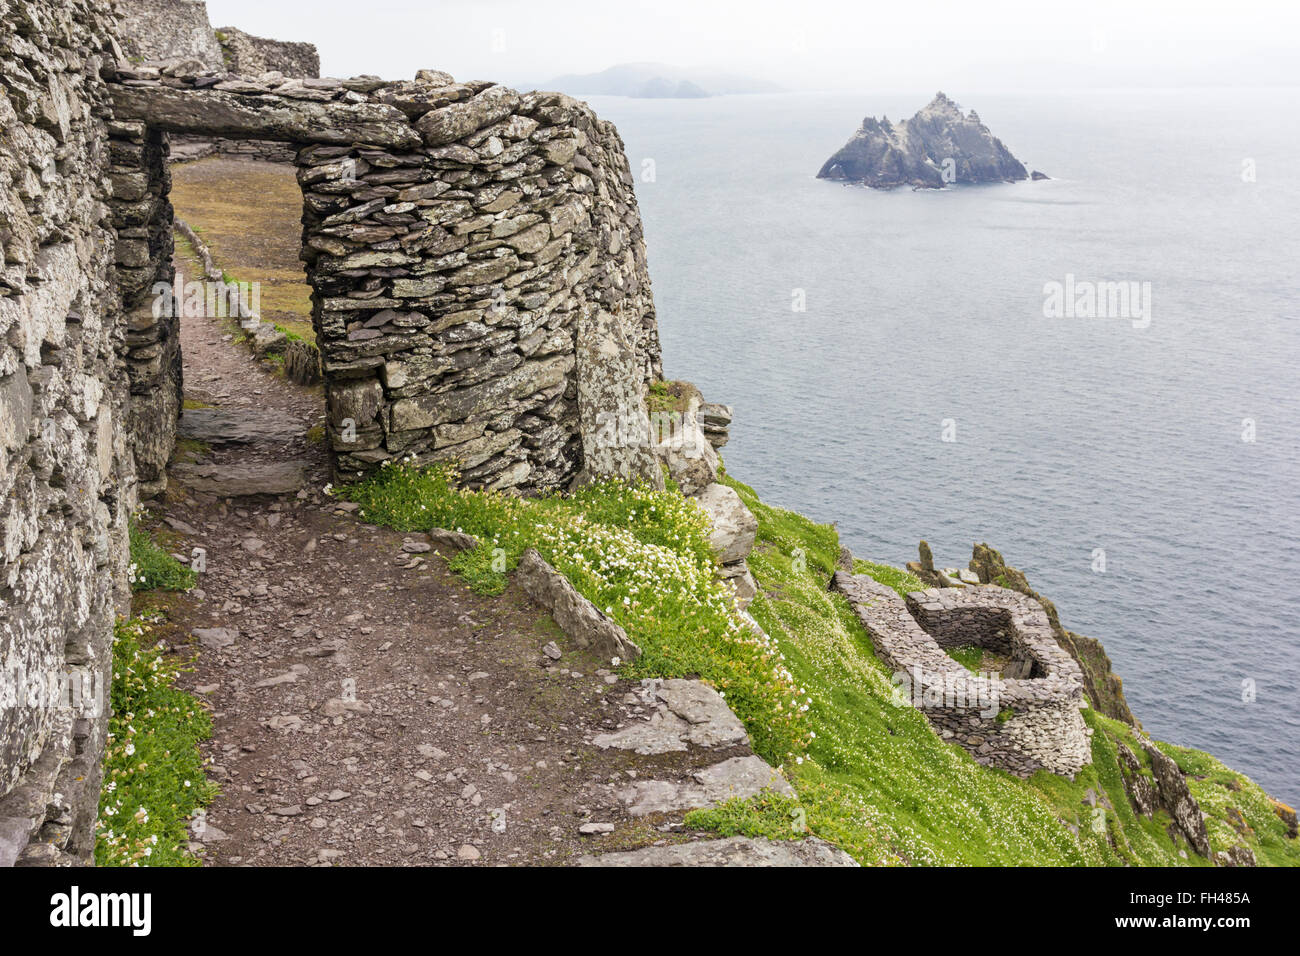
341;462;809;761
947;643;984;672
95;618;217;866
341;461;1300;867
685;792;809;841
128;521;197;592
646;379;699;414
853;558;926;597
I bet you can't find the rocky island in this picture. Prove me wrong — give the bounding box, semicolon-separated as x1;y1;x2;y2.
818;92;1032;189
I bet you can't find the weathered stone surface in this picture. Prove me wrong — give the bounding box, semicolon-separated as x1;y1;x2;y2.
415;84;521;146
0;0;132;868
215;26;320;78
593;678;747;753
515;549;641;662
179;407;302;446
1141;739;1212;857
427;528;481;553
576;836;858;867
694;483;757;565
111;86;421;148
831;571;1092;778
574;306;664;490
1116;740;1159;817
171;461;307;496
968;542;1135;723
651;397;718;496
616;755;794;816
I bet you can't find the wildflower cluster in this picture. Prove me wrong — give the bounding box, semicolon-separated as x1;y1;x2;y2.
341;464;809;758
96;619;216;866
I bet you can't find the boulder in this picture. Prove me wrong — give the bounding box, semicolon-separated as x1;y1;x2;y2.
415;84;520;146
694;483;757;565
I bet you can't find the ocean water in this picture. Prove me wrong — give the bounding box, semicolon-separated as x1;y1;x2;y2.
583;88;1300;804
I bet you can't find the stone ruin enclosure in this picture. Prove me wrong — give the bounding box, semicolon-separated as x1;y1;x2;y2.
1;0;665;864
831;572;1092;777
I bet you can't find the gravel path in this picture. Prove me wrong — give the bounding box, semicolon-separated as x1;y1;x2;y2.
138;235;795;866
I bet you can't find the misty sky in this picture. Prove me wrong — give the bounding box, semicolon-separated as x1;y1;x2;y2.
202;0;1299;91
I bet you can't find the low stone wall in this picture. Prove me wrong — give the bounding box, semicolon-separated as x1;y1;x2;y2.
169;133;297;164
215;26;320;79
831;573;1092;777
110;65;664;494
0;0;134;866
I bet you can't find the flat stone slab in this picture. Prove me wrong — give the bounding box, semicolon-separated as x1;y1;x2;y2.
178;407;303;446
616;755;793;817
575;836;858;867
592;678;747;753
172;460;307;496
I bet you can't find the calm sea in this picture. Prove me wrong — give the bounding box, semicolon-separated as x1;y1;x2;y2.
584;88;1300;804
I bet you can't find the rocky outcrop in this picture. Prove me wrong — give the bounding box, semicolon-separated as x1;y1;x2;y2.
694;483;759;611
0;0;134;866
1139;740;1212;857
582;678;847;865
818;92;1029;189
968;543;1135;723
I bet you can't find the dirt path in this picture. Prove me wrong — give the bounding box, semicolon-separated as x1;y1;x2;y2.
139;225;796;867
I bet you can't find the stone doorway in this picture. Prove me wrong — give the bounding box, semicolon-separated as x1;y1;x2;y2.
107;66;663;499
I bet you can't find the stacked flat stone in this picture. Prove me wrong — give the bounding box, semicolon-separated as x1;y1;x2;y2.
109;65;663;494
0;0;134;866
700;402;732;449
107;115;182;498
830;573;1092;777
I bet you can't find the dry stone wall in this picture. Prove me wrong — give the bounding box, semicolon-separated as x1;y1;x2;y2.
0;0;134;866
116;0;224;70
831;573;1092;777
215;26;319;79
110;65;664;493
1;6;665;866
